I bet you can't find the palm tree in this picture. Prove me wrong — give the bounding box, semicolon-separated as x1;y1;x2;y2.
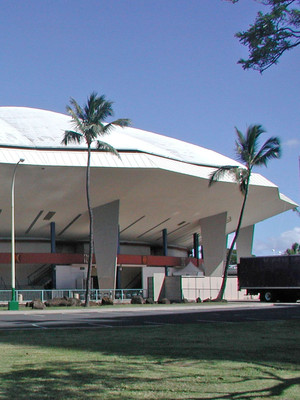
209;124;281;300
62;92;130;306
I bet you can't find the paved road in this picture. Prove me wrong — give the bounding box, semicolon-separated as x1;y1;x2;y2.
0;302;299;330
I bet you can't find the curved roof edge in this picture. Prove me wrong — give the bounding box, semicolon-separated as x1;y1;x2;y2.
0;106;243;168
0;147;296;196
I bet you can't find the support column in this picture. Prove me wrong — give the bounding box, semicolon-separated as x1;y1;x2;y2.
236;225;254;263
200;212;227;277
193;233;199;260
50;222;56;253
162;228;169;276
116;225;121;289
93;200;120;290
50;222;56;289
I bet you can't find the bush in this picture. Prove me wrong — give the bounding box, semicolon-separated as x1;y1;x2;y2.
145;298;155;304
45;297;81;307
26;299;45;309
88;301;101;307
158;298;170;304
45;298;67;307
131;295;144;304
101;296;113;306
203;298;212;303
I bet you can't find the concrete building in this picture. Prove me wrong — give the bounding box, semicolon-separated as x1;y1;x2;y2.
0;107;297;299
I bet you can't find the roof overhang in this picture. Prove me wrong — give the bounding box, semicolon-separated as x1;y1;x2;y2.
0;147;296;248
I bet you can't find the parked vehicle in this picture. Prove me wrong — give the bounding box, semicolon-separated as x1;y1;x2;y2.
238;255;300;302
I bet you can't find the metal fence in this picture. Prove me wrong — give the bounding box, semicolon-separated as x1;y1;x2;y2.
0;288;146;303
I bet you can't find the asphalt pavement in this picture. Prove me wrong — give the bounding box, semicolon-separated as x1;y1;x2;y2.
0;302;299;331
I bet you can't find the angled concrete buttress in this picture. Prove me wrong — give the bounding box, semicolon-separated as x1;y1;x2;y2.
200;212;227;277
236;225;254;262
93;200;120;290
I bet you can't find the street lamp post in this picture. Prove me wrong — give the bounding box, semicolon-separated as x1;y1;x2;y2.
8;158;25;311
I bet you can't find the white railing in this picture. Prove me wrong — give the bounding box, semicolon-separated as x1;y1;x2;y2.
0;288;146;303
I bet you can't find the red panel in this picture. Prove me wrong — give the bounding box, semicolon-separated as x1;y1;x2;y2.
117;254;202;267
0;252;202;267
0;253;89;264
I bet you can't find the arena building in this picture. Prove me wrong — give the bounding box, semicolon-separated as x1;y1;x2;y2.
0;107;297;299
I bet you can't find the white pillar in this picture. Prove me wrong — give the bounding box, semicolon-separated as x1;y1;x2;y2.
236;225;254;263
93;200;120;290
200;212;227;277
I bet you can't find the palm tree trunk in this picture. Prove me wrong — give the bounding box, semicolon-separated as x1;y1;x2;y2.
215;176;250;301
85;144;93;307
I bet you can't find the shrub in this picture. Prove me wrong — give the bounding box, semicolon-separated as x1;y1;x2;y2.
158;298;170;304
45;297;81;307
145;298;155;304
101;296;113;306
203;298;212;303
131;295;144;304
88;301;101;307
27;299;45;309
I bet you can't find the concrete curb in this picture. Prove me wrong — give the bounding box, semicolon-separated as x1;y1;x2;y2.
0;301;280;316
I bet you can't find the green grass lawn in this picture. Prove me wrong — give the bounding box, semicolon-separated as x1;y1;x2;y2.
0;320;299;399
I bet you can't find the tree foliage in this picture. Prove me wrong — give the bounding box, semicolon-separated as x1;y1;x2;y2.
62;92;130;306
229;249;237;265
230;0;300;72
209;125;281;300
285;242;300;254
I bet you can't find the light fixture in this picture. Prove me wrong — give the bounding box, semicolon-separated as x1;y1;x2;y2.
9;158;25;310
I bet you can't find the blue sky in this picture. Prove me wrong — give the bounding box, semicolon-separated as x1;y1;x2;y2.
0;0;299;255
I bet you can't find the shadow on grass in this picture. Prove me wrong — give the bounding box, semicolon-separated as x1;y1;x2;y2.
194;366;300;400
0;321;299;399
0;359;299;400
202;374;300;400
0;320;299;365
0;360;144;399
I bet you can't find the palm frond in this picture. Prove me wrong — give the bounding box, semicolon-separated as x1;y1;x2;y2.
61;130;83;145
235;168;250;194
68;98;85;121
83;92;114;123
208;165;239;186
112;118;131;128
96;140;121;158
235;127;248;164
95;99;114;121
84;123;105;139
84;95;93;120
235;139;245;163
85;92;98;119
253;136;281;166
91;93;113;121
235;125;266;166
66;105;86;134
64;92;130;150
235;127;246;149
102;119;131;135
247;125;264;156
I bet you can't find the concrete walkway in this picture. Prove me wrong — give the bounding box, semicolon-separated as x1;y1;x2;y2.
0;300;280;316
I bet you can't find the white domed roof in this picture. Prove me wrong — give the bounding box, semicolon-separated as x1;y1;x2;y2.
0;106;239;167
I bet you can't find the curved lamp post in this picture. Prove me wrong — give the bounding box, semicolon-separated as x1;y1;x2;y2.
8;158;25;311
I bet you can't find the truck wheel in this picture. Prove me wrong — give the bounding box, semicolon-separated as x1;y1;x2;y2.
261;291;273;302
